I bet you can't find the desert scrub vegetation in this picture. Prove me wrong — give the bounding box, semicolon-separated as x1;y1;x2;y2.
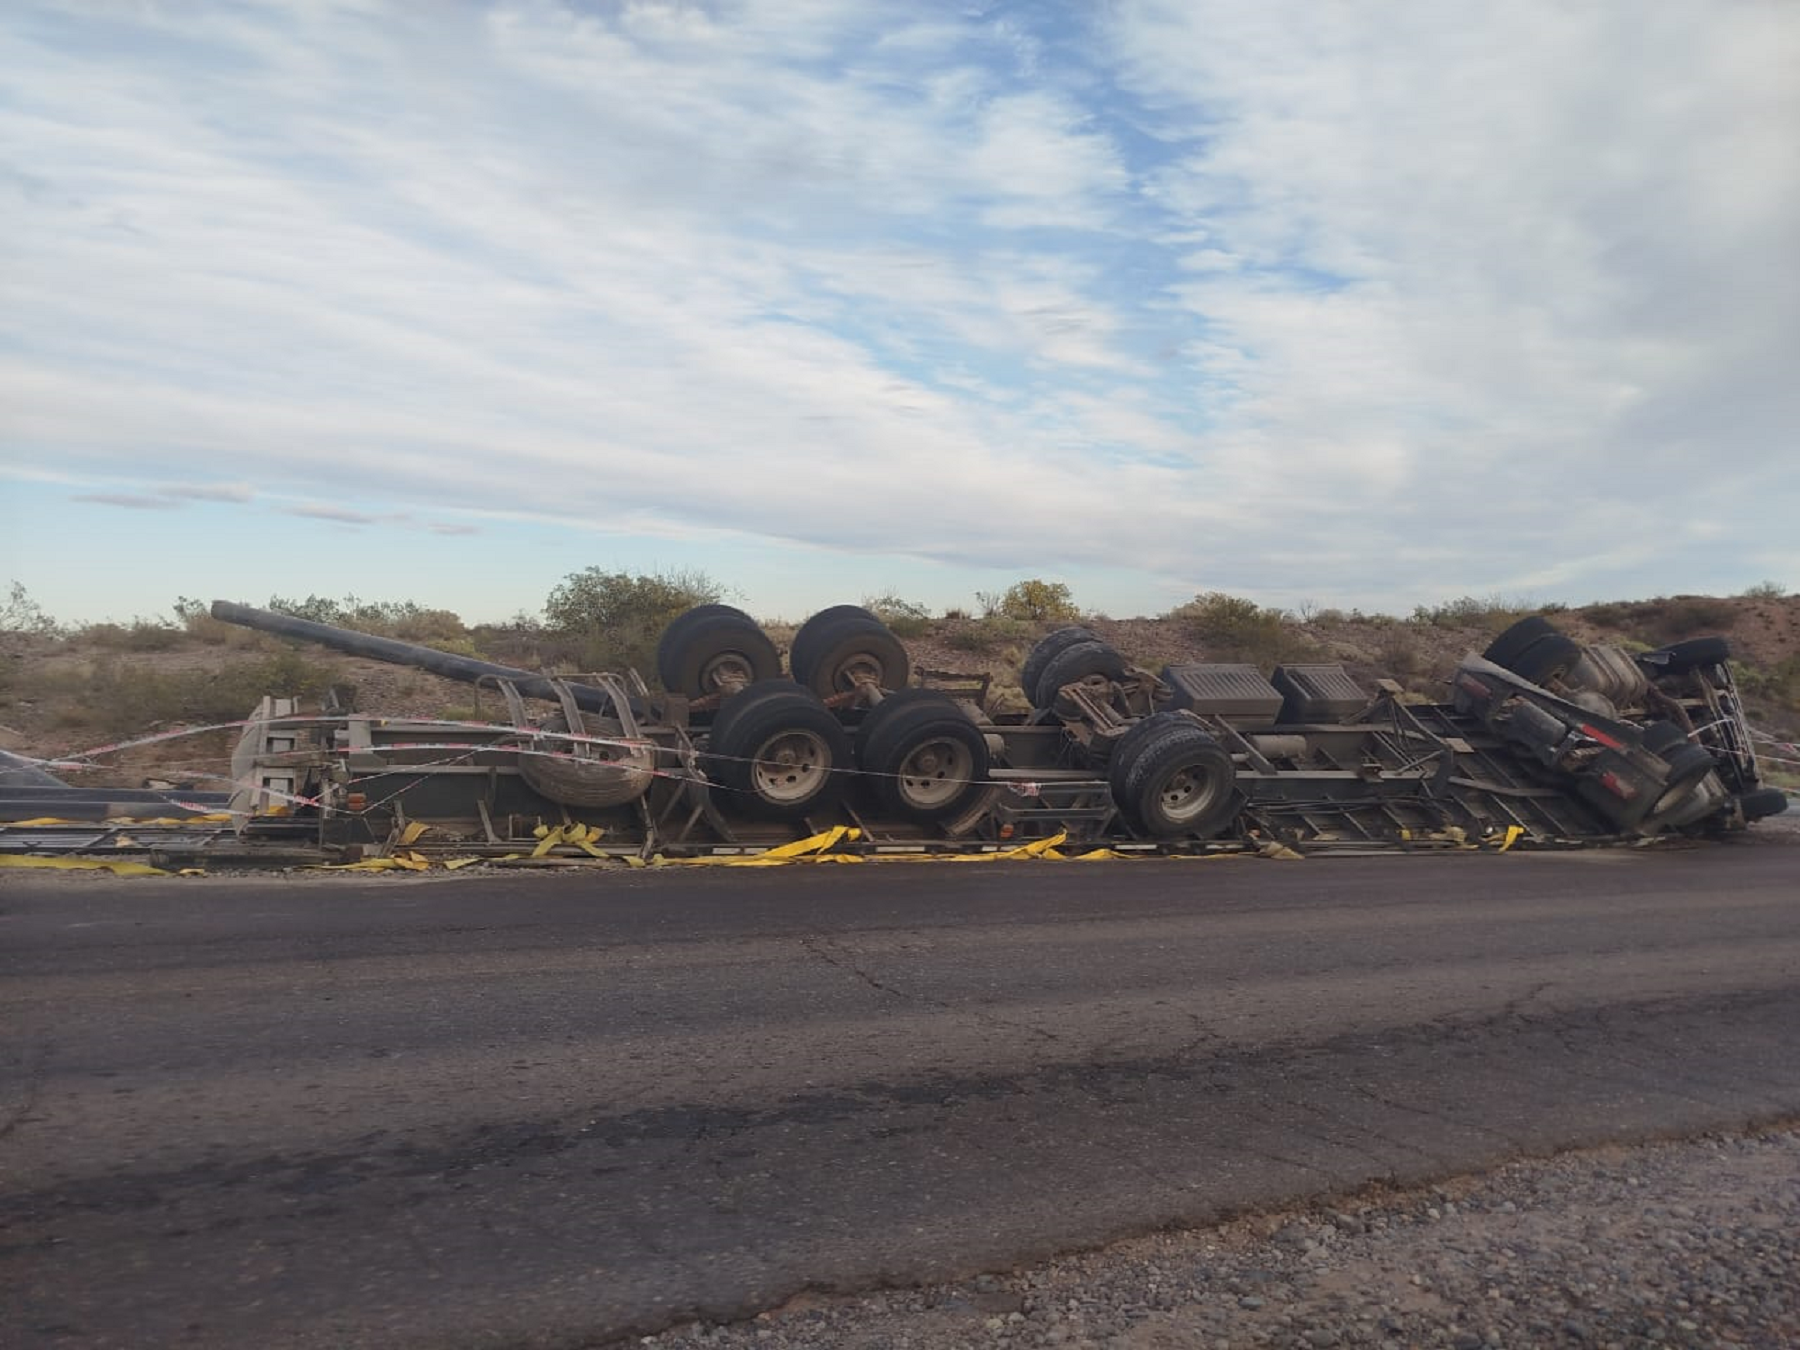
943;615;1035;654
1579;595;1738;644
22;649;344;739
977;579;1081;623
1169;591;1316;668
861;593;934;639
541;567;727;677
1409;595;1561;633
2;582;65;638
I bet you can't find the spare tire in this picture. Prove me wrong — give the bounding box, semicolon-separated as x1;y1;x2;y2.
518;711;655;808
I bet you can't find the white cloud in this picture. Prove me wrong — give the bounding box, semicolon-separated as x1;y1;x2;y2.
1;0;1795;619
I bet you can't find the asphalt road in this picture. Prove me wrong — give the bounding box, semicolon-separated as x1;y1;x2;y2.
3;844;1798;1349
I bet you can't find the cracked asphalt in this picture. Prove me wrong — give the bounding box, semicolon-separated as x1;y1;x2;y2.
3;843;1799;1349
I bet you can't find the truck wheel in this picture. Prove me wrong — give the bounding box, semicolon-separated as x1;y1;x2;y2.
1646;743;1717;818
1114;722;1237;839
518;711;656;808
1738;787;1790;821
1483;616;1558;668
1508;634;1582;687
659;611;782;697
705;685;851;821
856;690;990;825
790;613;909;697
1639;636;1733;675
791;606;881;678
656;605;756;688
1033;639;1127;710
1640;721;1690;756
1020;626;1101;702
1106;711;1192;802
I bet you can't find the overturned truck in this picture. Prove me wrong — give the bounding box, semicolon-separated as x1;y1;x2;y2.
210;600;1787;860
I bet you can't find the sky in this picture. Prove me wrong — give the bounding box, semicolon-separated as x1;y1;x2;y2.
2;0;1797;627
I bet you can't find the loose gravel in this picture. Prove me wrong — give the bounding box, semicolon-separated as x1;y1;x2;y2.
619;1124;1799;1350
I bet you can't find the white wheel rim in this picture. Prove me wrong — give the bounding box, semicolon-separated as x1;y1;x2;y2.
751;729;831;804
896;736;972;810
1159;760;1226;823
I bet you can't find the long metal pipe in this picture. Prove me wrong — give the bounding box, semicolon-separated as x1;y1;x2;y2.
208;601;625;715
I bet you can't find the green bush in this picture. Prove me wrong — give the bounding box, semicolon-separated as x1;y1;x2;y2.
541;567;726;676
1741;581;1788;599
994;579;1079;623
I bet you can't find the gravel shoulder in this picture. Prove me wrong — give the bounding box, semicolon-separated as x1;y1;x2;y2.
628;1125;1800;1350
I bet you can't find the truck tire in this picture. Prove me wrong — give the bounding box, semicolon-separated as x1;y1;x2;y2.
1738;787;1790;821
1113;722;1237;839
791;606;881;679
1106;711;1192;803
790;613;909;697
518;711;656;808
856;690;990;825
705;685;851;821
1508;633;1582;687
1640;721;1690;756
656;605;756;688
658;611;782;697
1033;639;1127;710
1639;636;1733;675
1646;743;1717;818
1483;616;1558;668
1020;626;1101;703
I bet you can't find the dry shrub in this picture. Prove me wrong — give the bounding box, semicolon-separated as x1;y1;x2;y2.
1408;595;1554;634
863;594;934;639
82;620;187;652
1171;592;1315;669
1581;596;1736;645
45;651;343;737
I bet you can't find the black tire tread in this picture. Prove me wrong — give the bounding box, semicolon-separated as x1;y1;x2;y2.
1115;724;1237;839
660;613;782;697
1483;616;1557;668
793;614;910;696
856;693;990;824
1032;639;1127;710
1509;633;1582;686
1020;626;1101;702
705;686;850;821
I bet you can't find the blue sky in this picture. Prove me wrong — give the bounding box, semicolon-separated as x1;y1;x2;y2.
3;0;1797;626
